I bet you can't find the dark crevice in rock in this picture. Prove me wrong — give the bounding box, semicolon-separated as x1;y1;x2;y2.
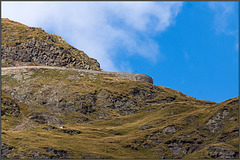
59;129;81;135
44;147;70;159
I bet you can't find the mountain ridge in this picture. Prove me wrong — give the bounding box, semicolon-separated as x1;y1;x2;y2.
1;18;101;70
1;66;153;84
1;18;239;159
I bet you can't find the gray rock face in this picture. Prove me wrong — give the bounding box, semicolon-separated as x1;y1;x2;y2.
1;18;101;70
28;112;62;125
208;146;238;159
142;143;152;149
139;125;153;130
23;149;53;159
216;129;239;143
1;143;14;159
1;143;67;159
130;87;157;100
44;147;70;159
81;153;100;159
165;139;184;155
68;92;97;115
162;125;176;135
169;143;182;155
165;139;204;156
206;109;229;133
96;89;138;116
96;113;109;119
2;80;143;120
1;40;101;70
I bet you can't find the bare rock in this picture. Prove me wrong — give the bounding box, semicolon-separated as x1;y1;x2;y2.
139;125;153;130
96;89;138;116
142;143;152;149
44;147;70;159
29;112;61;125
1;143;14;159
162;125;176;135
206;109;229;133
208;146;238;159
1;19;101;71
81;153;100;159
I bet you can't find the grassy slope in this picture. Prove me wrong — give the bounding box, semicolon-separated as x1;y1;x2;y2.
1;69;238;159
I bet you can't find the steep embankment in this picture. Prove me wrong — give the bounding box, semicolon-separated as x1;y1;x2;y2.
1;18;100;70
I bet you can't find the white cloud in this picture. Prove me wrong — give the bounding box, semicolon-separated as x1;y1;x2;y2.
208;2;237;34
208;2;238;53
2;1;182;71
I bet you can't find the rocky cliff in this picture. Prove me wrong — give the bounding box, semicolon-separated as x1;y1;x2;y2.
1;18;101;70
1;19;239;159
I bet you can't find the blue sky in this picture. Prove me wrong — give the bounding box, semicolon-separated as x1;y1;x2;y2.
2;1;239;102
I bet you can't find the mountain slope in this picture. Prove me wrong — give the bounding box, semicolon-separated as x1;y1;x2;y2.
1;18;239;159
1;68;238;159
1;18;101;70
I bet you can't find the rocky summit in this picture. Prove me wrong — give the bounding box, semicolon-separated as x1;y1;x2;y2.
1;18;101;70
1;19;239;159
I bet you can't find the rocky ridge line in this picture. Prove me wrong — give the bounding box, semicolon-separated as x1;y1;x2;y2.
1;18;101;70
1;66;153;84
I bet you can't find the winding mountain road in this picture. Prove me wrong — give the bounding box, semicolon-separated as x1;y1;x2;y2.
1;66;153;84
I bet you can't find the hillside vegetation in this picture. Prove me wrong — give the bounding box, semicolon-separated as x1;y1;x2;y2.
1;18;239;159
1;69;238;159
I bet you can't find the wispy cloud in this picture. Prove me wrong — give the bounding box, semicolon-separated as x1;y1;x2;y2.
208;2;238;53
208;2;238;34
2;2;183;71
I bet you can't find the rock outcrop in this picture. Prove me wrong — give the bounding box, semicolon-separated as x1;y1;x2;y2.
1;18;101;70
208;146;238;159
